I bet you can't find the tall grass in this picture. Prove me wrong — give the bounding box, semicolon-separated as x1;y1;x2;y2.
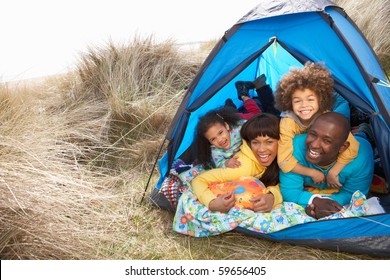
1;0;389;260
70;36;199;171
334;0;390;70
0;81;118;259
0;37;202;260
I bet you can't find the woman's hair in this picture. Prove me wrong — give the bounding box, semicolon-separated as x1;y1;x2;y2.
195;106;241;169
240;113;280;186
275;62;335;113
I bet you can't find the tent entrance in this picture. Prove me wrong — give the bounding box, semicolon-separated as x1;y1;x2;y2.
170;40;305;168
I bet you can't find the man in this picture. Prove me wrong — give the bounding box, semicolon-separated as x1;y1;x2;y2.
280;112;374;219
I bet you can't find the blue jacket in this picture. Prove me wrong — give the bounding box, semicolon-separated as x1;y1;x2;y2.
280;134;374;207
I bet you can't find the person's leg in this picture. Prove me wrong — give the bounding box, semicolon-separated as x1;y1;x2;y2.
234;74;280;116
253;74;266;89
253;75;280;116
224;98;237;110
235;81;255;100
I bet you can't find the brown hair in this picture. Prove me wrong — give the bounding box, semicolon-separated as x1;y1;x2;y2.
275;62;335;113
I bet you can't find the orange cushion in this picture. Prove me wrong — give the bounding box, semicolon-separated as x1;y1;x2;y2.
208;176;266;210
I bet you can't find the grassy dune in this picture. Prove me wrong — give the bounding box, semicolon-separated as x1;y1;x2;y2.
1;1;389;260
335;0;390;70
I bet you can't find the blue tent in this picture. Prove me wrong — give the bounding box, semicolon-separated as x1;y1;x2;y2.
147;0;390;257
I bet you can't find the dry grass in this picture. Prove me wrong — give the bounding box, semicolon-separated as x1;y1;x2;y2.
0;37;202;260
1;1;389;260
334;0;390;70
0;81;117;259
69;36;198;171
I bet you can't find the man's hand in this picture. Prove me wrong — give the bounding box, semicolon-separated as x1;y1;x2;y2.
305;197;343;219
208;192;235;212
250;193;274;212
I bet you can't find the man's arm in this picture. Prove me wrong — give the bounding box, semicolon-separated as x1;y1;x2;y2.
279;169;314;207
329;138;373;206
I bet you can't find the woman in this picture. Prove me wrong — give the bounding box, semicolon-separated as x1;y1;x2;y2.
191;113;282;213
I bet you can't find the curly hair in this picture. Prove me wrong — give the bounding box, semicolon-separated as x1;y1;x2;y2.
195;106;242;169
275;62;335;113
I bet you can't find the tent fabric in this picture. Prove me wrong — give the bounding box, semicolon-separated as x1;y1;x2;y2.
148;0;390;256
236;0;337;24
235;213;390;257
161;10;390;181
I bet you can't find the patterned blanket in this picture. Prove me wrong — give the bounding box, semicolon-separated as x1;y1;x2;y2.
173;190;383;237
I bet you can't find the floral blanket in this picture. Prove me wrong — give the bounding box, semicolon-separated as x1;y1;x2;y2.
173;190;384;237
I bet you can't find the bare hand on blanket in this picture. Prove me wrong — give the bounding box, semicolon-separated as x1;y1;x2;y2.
209;192;235;212
225;157;241;168
250;193;274;212
305;197;343;219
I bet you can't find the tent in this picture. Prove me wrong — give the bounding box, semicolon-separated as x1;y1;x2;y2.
146;0;390;257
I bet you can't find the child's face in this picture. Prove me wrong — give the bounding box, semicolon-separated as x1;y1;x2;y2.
249;135;278;167
292;88;319;124
204;122;231;149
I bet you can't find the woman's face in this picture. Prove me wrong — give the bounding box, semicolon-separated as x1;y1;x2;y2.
249;135;278;167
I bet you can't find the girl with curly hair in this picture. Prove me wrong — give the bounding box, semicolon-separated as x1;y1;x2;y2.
275;62;359;188
195;106;247;170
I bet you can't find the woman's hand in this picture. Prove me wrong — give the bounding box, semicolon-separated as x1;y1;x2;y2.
250;193;274;212
208;192;235;212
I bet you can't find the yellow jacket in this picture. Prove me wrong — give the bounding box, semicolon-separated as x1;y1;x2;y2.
278;115;360;173
191;139;283;208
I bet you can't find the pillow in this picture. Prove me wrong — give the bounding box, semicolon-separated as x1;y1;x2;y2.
178;164;205;186
208;176;266;210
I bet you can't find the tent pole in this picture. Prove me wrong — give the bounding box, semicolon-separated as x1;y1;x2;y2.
140;139;167;204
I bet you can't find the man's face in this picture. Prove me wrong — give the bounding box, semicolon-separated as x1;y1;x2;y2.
305;118;346;166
